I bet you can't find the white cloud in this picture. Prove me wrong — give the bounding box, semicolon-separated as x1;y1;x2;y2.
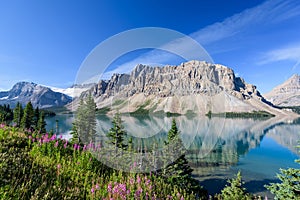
259;44;300;64
100;0;300;79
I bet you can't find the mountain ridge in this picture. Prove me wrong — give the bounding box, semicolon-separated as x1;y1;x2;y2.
73;60;294;116
0;82;72;108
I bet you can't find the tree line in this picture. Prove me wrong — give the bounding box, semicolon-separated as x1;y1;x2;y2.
0;102;47;133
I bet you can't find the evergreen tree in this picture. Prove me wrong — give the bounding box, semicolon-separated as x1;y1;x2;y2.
266;145;300;199
37;111;47;133
218;171;251;200
70;122;79;144
21;102;34;130
71;94;97;144
107;112;128;153
13;102;23;127
34;107;40;128
0;104;13;123
162;119;202;193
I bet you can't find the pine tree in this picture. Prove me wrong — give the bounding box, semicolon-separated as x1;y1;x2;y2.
13;102;23;127
70;122;79;144
266;145;300;199
34;107;40;129
21;102;34;130
37;111;47;133
107;112;128;153
162;119;200;192
71;94;97;144
219;171;251;200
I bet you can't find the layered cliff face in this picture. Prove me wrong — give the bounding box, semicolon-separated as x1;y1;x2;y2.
75;60;289;116
0;82;72;108
264;74;300;106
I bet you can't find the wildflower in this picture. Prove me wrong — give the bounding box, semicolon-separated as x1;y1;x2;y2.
91;187;95;193
95;184;99;190
180;196;184;200
74;143;78;150
64;141;68;148
59;135;63;139
57;164;61;169
129;178;134;185
83;145;87;151
107;182;112;192
137;175;141;184
145;179;150;185
50;134;56;141
54;140;59;147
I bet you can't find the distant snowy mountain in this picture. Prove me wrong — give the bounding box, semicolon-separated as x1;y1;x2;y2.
0;82;72;108
50;83;94;98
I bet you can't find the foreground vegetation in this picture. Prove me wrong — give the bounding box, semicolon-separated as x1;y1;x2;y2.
0;98;299;199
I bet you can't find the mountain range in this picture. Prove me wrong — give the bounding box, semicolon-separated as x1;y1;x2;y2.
0;82;72;108
74;60;295;116
1;61;299;115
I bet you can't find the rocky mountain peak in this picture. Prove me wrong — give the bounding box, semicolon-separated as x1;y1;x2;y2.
265;74;300;106
0;82;72;108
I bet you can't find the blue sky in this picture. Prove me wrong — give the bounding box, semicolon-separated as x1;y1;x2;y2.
0;0;300;94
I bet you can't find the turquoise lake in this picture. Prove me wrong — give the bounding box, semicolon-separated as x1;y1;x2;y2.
46;114;300;197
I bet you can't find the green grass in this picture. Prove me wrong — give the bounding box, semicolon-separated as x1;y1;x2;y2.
206;110;275;118
96;107;111;115
112;99;126;106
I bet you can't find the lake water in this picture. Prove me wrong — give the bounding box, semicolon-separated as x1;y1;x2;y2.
46;114;300;197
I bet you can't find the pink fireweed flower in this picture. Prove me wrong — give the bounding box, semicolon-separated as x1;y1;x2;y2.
63;141;68;148
54;140;59;147
180;196;184;200
0;124;5;128
91;187;95;193
74;143;78;150
83;145;87;151
50;134;56;141
129;178;134;185
95;184;99;190
145;179;150;185
107;182;112;192
28;135;32;139
135;188;143;198
137;175;141;184
57;164;61;169
59;135;63;139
